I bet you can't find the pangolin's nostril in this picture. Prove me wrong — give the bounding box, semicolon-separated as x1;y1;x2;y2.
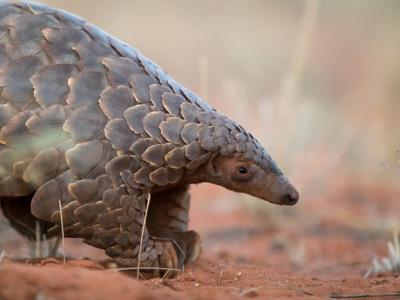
281;190;299;205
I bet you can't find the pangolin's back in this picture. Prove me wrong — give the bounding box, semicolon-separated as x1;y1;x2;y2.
0;1;263;201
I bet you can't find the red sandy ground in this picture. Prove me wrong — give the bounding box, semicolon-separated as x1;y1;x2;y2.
0;176;399;299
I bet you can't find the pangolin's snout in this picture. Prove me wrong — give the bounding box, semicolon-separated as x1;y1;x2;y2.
280;186;299;205
255;174;300;205
267;175;299;206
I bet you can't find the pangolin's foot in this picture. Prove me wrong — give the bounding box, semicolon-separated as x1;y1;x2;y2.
114;238;179;279
113;231;200;279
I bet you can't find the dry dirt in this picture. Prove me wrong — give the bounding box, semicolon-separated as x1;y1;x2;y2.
0;176;400;299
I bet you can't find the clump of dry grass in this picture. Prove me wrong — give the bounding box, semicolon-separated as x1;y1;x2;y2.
364;230;400;278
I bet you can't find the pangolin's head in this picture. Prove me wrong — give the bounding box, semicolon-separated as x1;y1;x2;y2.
186;114;299;206
202;152;298;206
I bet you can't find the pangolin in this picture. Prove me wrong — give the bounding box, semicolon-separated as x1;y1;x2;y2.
0;1;299;277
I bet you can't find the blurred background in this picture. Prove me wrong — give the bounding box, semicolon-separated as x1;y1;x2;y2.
1;0;400;277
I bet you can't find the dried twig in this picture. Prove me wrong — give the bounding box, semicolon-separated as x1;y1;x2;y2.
330;292;400;299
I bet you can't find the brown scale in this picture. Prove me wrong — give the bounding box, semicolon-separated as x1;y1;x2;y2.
0;1;298;279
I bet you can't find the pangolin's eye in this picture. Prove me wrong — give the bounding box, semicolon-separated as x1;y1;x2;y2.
238;166;248;174
232;165;252;182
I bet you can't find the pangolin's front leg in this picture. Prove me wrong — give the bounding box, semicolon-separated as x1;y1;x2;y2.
32;173;180;278
147;185;201;267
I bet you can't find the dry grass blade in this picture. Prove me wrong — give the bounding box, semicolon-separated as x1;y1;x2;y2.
49;236;61;257
162;269;170;280
279;0;320;103
217;269;224;286
0;250;5;264
26;3;38;15
35;221;41;258
137;193;151;280
170;238;185;272
58;200;66;264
